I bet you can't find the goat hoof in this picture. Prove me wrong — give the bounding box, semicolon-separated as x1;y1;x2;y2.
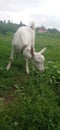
6;64;10;71
26;70;29;75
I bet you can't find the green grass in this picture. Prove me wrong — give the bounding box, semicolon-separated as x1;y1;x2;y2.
35;33;60;66
0;32;60;130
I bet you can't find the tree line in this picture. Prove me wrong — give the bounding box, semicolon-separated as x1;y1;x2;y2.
0;20;26;34
0;20;59;34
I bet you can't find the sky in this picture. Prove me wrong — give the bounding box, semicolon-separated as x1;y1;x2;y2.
0;0;60;30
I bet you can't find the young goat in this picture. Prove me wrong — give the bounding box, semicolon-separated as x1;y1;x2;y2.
7;22;46;74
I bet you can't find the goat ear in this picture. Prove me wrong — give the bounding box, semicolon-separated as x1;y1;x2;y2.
40;47;47;54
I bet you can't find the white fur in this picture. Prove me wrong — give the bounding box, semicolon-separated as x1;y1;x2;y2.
7;23;46;74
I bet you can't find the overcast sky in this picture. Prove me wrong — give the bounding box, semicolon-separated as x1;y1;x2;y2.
0;0;60;30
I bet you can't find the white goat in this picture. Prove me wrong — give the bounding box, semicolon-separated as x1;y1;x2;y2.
7;22;46;74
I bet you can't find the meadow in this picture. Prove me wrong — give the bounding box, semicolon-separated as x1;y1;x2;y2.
0;32;60;130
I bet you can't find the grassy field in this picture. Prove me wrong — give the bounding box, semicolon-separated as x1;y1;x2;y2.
0;32;60;130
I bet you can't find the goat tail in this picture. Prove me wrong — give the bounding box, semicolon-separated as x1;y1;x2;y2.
30;21;36;32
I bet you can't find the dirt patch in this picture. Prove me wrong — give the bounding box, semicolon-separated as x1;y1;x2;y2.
0;90;16;106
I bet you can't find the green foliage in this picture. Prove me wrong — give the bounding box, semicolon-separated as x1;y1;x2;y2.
0;20;26;34
46;61;60;87
0;33;60;130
